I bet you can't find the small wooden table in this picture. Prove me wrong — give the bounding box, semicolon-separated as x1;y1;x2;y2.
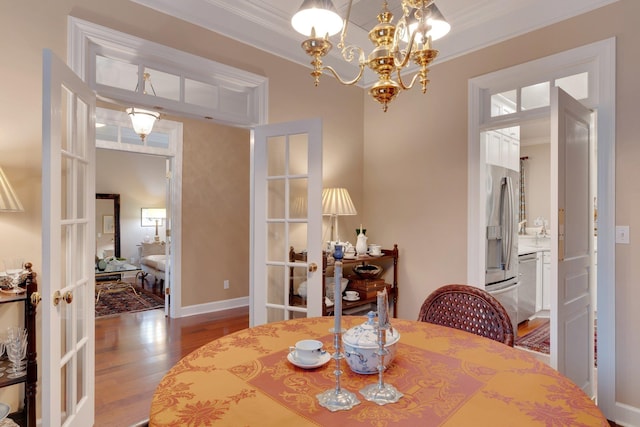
149;316;608;426
95;263;141;302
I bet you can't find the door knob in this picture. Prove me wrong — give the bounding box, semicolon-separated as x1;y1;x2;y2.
308;263;318;272
53;290;73;306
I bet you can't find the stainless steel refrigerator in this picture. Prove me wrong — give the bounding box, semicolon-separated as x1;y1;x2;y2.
484;165;519;333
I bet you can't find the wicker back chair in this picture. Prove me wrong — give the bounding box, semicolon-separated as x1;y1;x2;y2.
417;284;515;346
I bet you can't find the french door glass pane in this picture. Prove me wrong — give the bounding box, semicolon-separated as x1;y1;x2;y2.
267;223;285;263
291;265;308;308
267;136;286;176
289;178;308;220
267;307;284;323
288;223;308;254
268;180;285;219
289;133;308;175
266;265;284;305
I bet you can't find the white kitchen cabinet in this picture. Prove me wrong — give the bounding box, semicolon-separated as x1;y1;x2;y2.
484;99;520;171
485;130;520;171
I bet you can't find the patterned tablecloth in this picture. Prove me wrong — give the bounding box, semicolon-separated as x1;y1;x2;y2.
149;316;607;426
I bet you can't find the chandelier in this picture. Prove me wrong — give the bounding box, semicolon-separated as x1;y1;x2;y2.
292;0;450;112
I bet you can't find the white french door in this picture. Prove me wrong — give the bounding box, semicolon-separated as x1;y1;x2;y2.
550;86;595;396
42;48;96;426
251;119;323;326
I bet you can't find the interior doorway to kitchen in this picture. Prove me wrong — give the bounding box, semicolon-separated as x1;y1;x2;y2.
467;38;615;416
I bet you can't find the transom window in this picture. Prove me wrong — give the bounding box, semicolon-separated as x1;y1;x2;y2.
489;72;589;119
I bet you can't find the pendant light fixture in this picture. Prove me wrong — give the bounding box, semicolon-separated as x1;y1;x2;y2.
127;72;160;141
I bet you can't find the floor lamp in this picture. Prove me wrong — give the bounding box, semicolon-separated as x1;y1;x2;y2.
322;188;357;243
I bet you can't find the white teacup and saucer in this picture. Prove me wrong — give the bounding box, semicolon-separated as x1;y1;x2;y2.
287;339;331;369
343;290;360;301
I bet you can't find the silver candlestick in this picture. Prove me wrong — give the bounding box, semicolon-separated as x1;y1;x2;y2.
317;245;360;411
359;289;403;405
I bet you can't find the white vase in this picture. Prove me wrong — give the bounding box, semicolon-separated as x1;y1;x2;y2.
355;231;368;256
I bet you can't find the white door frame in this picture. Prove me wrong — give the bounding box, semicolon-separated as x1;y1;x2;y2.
467;38;616;418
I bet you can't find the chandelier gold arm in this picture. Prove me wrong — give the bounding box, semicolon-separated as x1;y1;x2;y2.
302;36;366;86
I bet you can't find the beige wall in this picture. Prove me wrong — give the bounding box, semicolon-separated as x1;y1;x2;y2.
2;0;639;417
364;0;639;412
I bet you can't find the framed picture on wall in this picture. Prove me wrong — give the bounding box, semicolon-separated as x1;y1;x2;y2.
103;215;115;234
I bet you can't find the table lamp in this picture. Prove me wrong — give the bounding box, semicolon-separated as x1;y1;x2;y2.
142;208;166;242
322;188;357;243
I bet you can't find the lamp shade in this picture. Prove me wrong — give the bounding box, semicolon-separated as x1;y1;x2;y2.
142;208;166;220
126;107;160;141
0;167;24;212
322;188;357;216
404;3;450;43
292;0;343;37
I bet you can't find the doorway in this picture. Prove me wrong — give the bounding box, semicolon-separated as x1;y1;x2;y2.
467;38;615;417
95;106;182;317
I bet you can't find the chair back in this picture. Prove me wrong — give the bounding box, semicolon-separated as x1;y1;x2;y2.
417;284;515;346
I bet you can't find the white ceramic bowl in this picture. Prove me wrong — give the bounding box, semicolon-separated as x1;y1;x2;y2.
325;276;349;300
342;314;400;374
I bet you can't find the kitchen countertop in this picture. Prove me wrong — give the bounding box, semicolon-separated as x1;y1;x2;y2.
518;235;550;255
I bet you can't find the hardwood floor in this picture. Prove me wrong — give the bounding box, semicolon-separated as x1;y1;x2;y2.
516;316;548;337
95;306;249;426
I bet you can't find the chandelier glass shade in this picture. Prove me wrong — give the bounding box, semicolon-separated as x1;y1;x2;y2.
291;0;450;112
126;107;160;141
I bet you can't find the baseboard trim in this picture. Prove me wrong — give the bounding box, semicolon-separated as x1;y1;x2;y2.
615;401;640;426
176;296;249;318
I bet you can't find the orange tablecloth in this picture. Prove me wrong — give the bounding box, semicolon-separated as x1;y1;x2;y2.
149;316;607;426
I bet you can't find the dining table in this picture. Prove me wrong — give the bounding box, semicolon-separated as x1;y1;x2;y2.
149;316;608;426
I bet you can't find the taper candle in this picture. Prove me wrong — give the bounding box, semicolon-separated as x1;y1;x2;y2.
334;244;343;332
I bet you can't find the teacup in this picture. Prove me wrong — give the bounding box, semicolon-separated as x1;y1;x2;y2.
368;244;382;256
345;290;359;300
289;339;323;365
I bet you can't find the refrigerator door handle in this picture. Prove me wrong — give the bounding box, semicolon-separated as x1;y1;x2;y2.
504;175;515;271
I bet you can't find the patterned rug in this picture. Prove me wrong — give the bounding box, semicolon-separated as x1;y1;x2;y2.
515;318;598;366
95;286;164;318
516;320;550;353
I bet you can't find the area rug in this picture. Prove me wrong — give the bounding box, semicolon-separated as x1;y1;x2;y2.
95;286;164;318
515;319;598;366
516;320;550;354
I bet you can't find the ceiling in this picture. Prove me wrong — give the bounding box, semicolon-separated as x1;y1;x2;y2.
131;0;617;87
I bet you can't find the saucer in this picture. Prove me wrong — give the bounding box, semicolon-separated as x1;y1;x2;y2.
343;254;357;260
368;252;383;257
343;296;360;302
287;351;331;369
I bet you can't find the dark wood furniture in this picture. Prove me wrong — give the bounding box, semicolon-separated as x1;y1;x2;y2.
289;244;399;317
417;284;515;347
0;262;38;426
